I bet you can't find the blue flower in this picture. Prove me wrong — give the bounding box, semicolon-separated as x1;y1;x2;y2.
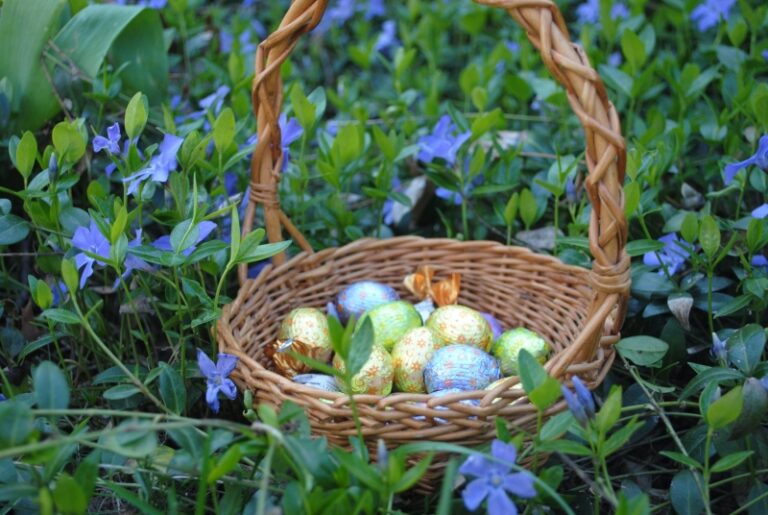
374;20;399;53
561;376;595;426
761;376;768;392
153;221;216;256
460;440;537;515
220;28;256;55
753;255;768;271
50;280;68;307
365;0;385;19
481;312;503;341
724;135;768;185
249;114;303;171
710;332;728;362
72;221;112;289
576;0;629;25
115;0;167;7
752;204;768;219
0;394;6;402
417;115;471;166
642;233;689;275
691;0;735;32
93;123;121;155
327;301;340;321
118;230;152;287
197;348;238;413
608;52;623;67
123;133;184;195
382;176;404;225
763;50;768;62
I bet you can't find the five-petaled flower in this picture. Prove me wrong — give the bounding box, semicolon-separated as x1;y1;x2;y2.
417;115;471;166
197;348;238;413
561;376;596;426
123;133;184;195
724;135;768;185
460;440;537;515
752;204;768;220
691;0;736;32
643;233;690;276
93;123;122;155
72;221;112;289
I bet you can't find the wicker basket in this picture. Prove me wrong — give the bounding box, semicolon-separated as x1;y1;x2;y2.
217;0;630;491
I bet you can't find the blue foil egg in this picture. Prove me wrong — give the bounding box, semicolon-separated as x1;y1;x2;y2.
292;374;340;392
335;281;399;325
424;344;501;393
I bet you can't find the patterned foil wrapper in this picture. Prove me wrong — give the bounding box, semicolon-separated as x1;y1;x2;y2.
270;338;332;377
292;373;340;392
423;344;501;393
333;345;394;396
425;305;492;351
391;327;441;393
492;327;551;376
272;308;332;377
414;299;436;323
335;281;399;325
481;312;504;342
357;300;422;352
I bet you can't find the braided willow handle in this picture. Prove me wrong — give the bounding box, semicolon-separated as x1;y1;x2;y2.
241;0;630;336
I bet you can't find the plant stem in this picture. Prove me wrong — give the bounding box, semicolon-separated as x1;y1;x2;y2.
256;440;276;515
702;427;714;515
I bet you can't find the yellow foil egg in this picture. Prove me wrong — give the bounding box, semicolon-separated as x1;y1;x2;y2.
391;327;442;393
276;307;333;362
333;345;394;396
492;327;551;376
425;305;492;351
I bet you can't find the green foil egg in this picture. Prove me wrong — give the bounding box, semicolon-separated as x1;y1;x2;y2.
333;345;394;396
357;301;422;352
391;327;441;393
425;305;492;351
277;307;333;362
492;327;551;376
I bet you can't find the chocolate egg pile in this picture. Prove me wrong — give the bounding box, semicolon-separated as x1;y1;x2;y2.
268;278;552;402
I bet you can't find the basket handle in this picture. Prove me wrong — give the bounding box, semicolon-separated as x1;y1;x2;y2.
241;0;631;335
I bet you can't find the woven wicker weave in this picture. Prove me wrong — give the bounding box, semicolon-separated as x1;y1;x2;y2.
217;0;630;491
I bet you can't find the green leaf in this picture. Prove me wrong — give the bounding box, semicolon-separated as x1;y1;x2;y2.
540;411;576;441
625;239;665;257
0;400;34;447
111;205;128;244
670;470;705;515
53;473;87;515
15;131;38;179
0;0;68;133
393;453;433;493
528;377;562;411
518;349;548;393
603;419;642;456
0;214;30;245
347;317;374;377
726;324;766;376
103;384;141;400
616;336;669;367
660;451;701;469
470;108;503;139
42;308;82;325
706;385;743;429
170;219;198;254
61;258;80;294
711;450;753;473
290;83;316;130
124;91;148;140
33;361;70;410
207;444;243;484
213;107;236;154
624;181;640;217
621;29;647;72
234;240;291;266
699;215;720;259
52;4;168;106
679;367;744;400
102;420;157;458
537;439;592;456
596;385;622;434
503;192;519;226
52;120;86;164
680;212;699;244
519;188;537;229
158;363;186;415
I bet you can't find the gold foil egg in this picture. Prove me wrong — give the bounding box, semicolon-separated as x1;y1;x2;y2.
425;305;492;351
273;308;332;376
356;301;422;352
391;327;441;393
333;345;394;396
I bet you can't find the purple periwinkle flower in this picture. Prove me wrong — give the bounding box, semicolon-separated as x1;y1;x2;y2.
417;115;471;166
117;230;152;287
643;233;690;276
115;0;167;7
123;133;184;195
710;332;728;363
153;220;216;256
763;50;768;62
365;0;385;19
561;376;594;426
72;221;112;289
576;0;629;25
374;20;399;53
197;348;238;413
326;301;340;321
608;52;623;67
93;123;122;154
724;135;768;185
691;0;736;32
0;394;6;402
481;312;504;342
753;255;768;271
382;176;404;225
752;204;768;219
460;440;536;515
249;114;303;171
761;376;768;392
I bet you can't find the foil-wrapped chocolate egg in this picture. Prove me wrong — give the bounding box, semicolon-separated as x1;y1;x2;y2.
425;305;492;351
335;281;399;324
333;345;394;396
424;344;500;393
273;308;332;376
357;301;422;351
292;374;340;392
492;327;551;376
391;327;441;393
